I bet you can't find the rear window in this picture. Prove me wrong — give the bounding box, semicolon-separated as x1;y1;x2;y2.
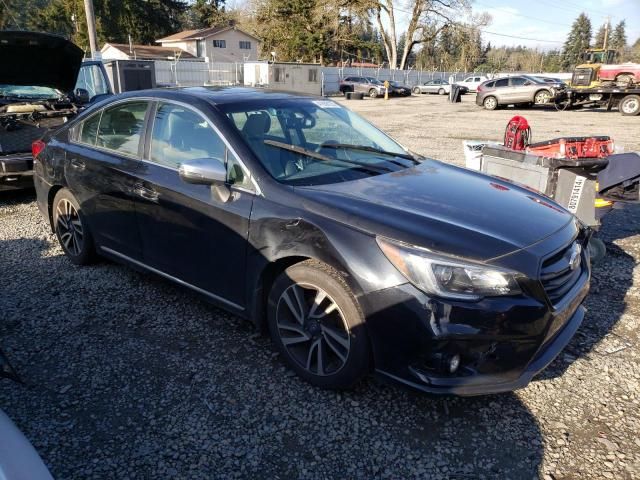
78;111;102;146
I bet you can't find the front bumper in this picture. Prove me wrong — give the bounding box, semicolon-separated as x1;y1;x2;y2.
363;263;589;396
0;154;34;190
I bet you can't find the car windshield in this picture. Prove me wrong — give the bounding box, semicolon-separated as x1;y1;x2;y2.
222;99;417;186
523;76;547;84
366;77;383;85
0;85;60;99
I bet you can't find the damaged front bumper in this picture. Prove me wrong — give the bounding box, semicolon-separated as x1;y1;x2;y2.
363;254;590;396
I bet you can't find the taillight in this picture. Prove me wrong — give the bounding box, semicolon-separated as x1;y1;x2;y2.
477;84;484;92
32;140;46;159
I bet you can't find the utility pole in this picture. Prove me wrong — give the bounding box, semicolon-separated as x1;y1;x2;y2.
603;15;610;50
83;0;99;59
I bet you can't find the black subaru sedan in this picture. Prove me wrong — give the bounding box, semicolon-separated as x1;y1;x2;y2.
33;87;590;395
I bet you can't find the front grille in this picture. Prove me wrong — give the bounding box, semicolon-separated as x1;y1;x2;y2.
571;68;593;87
540;241;584;303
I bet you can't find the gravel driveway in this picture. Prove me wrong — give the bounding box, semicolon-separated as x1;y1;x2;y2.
1;96;639;479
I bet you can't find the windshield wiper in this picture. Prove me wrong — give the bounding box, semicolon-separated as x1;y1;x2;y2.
264;140;393;174
320;143;422;165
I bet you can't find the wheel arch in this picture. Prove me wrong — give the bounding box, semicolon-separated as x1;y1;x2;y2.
47;185;65;232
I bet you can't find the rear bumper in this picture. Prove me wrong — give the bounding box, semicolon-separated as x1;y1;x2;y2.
0;154;34;190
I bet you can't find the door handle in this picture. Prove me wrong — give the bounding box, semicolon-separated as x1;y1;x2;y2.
69;158;85;171
133;183;159;202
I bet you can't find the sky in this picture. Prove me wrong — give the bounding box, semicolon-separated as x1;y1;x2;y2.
471;0;640;50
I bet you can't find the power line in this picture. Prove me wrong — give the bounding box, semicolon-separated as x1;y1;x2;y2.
473;1;569;27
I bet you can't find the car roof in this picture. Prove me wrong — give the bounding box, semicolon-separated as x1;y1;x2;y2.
106;86;321;107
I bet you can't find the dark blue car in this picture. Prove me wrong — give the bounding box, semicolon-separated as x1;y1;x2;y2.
33;87;590;395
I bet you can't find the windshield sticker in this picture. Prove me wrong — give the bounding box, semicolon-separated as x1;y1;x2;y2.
312;100;340;109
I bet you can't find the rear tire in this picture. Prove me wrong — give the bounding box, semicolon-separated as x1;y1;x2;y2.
267;260;370;389
52;188;96;265
483;96;498;110
619;95;640;116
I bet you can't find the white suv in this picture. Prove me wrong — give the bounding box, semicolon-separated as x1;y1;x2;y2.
455;75;489;93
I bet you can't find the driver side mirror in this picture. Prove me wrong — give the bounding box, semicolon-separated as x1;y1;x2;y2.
179;158;226;185
74;88;91;104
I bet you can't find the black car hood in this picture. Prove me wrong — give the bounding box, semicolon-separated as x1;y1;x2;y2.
296;160;574;261
0;31;83;92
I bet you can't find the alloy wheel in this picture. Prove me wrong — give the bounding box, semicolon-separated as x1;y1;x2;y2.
535;91;551;104
484;97;497;110
56;199;84;256
276;283;351;376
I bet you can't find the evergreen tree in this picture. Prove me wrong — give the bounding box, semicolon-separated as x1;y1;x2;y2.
610;20;627;54
593;21;611;49
182;0;227;29
561;13;592;69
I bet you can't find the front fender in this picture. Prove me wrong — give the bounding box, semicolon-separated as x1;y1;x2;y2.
245;196;407;326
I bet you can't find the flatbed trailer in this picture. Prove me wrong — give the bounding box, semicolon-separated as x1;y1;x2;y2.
555;86;640;116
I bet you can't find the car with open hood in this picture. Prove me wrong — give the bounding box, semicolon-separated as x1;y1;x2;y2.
33;87;590;396
0;31;111;191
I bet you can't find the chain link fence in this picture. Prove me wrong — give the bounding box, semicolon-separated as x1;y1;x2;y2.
154;60;244;87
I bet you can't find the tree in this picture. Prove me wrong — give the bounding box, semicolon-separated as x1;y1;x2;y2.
593;20;611;49
368;0;470;70
562;13;592;69
609;20;627;55
182;0;227;29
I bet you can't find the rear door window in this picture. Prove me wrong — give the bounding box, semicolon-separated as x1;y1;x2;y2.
494;78;509;88
96;101;148;156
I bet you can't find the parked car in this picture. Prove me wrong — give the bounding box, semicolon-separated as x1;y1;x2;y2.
413;79;451;95
476;75;557;110
455;75;489;92
537;77;568;88
413;79;469;96
339;76;386;98
0;31;111;191
387;80;411;96
33;87;590;396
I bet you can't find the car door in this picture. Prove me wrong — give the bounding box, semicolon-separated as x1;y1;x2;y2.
508;77;530;103
424;81;437;93
131;101;255;308
64;100;149;259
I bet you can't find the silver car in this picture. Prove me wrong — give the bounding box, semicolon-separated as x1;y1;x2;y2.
413;79;451;95
475;75;556;110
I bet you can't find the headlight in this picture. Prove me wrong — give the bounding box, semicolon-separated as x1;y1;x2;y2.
377;237;522;301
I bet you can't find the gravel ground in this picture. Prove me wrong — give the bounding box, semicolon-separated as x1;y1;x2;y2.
1;95;639;479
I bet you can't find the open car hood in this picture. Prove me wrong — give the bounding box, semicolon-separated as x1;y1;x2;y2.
0;31;83;92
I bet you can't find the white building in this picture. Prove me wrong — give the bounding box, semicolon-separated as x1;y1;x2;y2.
244;62;322;95
156;24;260;63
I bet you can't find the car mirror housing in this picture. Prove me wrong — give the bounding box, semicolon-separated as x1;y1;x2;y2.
74;88;91;104
178;158;227;185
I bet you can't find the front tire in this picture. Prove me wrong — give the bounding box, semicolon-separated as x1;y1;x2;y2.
369;88;379;98
267;260;370;389
412;87;421;94
534;89;552;104
52;188;96;265
619;95;640;116
438;88;446;95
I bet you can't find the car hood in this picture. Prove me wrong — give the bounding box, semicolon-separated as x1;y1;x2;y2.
295;159;574;261
0;31;83;92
